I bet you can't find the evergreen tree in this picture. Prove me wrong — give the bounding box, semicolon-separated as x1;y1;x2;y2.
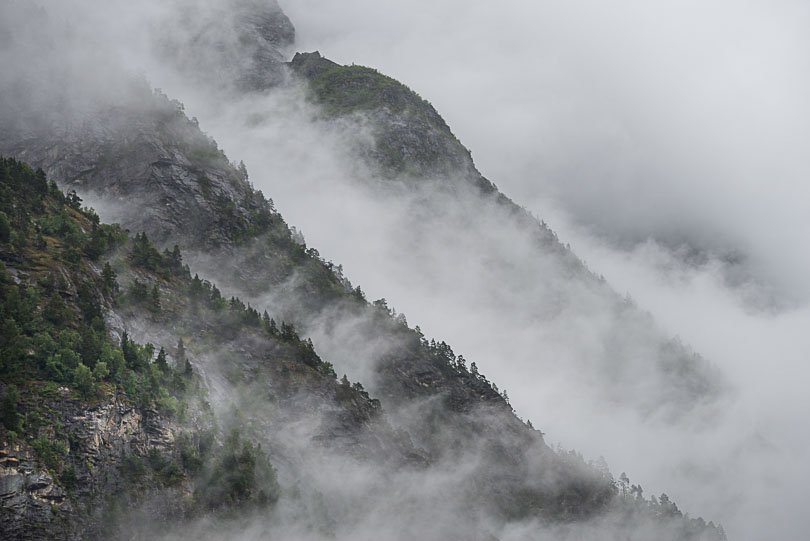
169;245;182;269
156;347;169;373
0;212;10;243
44;293;70;325
101;262;119;295
184;357;193;377
176;338;186;361
149;284;161;313
74;363;95;397
0;384;21;432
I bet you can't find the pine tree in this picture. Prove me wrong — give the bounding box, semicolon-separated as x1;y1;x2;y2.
0;384;21;432
262;310;271;330
149;284;161;313
102;262;119;295
0;212;11;243
156;347;169;372
170;245;182;269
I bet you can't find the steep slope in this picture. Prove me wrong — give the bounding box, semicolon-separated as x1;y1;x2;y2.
0;150;724;540
282;51;723;415
0;130;725;541
0;92;724;541
0;2;727;539
0;157;424;538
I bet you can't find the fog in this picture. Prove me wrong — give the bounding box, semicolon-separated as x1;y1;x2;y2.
2;0;808;539
285;0;810;302
270;2;809;539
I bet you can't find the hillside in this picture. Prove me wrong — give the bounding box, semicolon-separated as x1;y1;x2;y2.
0;107;724;541
0;126;723;541
0;1;727;539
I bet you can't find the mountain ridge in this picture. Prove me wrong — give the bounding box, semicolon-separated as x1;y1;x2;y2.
0;1;727;539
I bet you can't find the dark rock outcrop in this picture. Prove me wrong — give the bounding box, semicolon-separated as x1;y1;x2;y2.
159;0;295;91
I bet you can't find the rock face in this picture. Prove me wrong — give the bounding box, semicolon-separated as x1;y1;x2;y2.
0;392;179;540
159;0;295;91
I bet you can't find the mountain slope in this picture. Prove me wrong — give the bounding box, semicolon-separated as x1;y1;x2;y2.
0;2;726;539
0;121;724;541
282;50;724;415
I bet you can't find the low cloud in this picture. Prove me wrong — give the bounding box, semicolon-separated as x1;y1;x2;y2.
4;1;808;539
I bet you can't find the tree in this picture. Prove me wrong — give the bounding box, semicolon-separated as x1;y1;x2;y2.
101;262;119;295
66;190;83;210
190;274;204;299
129;279;149;302
0;318;25;373
262;310;271;330
0;384;22;432
93;361;110;381
237;160;249;181
156;347;169;373
33;168;48;194
169;245;182;269
456;355;467;371
149;284;161;313
122;331;144;370
619;472;630;497
44;293;70;325
280;321;296;341
0;211;10;243
99;342;125;381
74;363;95;397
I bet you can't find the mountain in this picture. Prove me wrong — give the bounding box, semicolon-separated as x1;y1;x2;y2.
282;50;723;417
0;1;726;539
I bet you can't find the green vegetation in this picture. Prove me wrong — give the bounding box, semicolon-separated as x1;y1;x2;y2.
291;52;468;178
0;157;192;459
291;52;445;132
0;384;21;432
613;472;727;540
0;157;287;527
308;63;436;118
193;429;279;511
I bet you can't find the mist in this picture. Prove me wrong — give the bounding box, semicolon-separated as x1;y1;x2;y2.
2;1;807;539
285;0;810;301
250;2;809;538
